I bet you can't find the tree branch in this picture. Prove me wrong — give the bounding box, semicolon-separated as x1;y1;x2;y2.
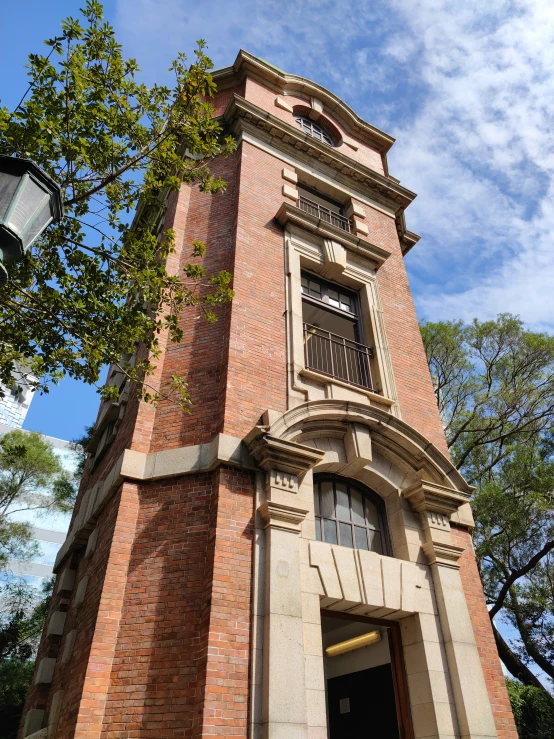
489;539;554;619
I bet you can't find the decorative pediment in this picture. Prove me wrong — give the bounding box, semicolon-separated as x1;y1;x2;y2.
214;50;395;153
215;51;421;256
265;399;472;497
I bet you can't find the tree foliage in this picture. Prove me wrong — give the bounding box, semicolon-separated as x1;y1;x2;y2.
0;429;76;571
422;314;554;694
422;314;554;480
506;678;554;739
0;1;235;408
0;579;53;739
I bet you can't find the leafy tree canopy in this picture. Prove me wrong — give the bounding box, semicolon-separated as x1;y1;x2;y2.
422;314;554;694
0;0;235;408
0;429;77;571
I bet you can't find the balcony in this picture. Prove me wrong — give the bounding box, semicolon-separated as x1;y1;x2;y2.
297;196;353;233
303;323;375;391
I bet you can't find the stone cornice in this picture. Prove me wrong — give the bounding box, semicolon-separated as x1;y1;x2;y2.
222;95;417;215
246;431;325;477
258;501;308;533
213;50;395;154
395;210;421;256
53;433;256;572
403;479;471;516
275;202;391;267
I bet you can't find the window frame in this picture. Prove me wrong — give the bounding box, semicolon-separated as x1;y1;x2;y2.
301;271;363;342
313;473;392;555
294;115;335;146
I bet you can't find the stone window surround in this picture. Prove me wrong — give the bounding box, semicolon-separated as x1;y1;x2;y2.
284;218;400;416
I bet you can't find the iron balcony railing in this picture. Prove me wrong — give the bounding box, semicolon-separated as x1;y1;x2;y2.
297;196;353;233
303;323;375;391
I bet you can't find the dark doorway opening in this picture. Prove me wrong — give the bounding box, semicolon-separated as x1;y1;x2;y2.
322;611;413;739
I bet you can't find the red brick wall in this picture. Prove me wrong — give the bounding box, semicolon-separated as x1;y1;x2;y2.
376;228;449;455
195;466;255;737
19;483;138;739
100;472;217;737
92;468;255;738
222;140;288;438
148;148;242;451
143;137;289;446
451;526;518;739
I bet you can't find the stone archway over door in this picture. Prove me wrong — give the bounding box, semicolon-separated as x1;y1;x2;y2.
246;400;498;739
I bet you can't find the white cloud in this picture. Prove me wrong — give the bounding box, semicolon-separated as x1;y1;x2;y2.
387;0;554;328
116;0;554;330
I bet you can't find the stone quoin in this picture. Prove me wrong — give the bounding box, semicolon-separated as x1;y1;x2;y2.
21;51;517;739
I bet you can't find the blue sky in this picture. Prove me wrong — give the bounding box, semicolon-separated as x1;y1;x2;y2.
2;0;553;440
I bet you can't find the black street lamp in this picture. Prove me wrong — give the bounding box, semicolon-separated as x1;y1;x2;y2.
0;155;63;285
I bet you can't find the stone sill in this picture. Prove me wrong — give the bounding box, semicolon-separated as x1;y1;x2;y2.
299;368;395;407
275;202;391;268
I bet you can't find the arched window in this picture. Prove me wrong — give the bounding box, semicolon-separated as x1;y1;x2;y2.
313;475;388;554
294;115;335;146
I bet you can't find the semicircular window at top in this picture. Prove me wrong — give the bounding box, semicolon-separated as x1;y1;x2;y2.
314;475;389;554
294;115;335;146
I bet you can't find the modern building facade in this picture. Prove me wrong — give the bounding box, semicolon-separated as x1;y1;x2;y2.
0;367;35;429
21;51;517;739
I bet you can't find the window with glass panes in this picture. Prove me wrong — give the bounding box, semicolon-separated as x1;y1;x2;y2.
294;115;335;145
314;477;385;553
301;274;355;315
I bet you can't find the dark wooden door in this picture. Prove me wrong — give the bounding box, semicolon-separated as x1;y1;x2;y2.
327;664;401;738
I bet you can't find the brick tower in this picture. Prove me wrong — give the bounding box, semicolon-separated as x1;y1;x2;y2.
21;51;517;739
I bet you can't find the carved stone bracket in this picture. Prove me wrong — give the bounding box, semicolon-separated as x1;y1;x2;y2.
258;501;309;533
403;479;471;517
422;541;465;570
246;431;325;478
320;239;347;279
403;479;469;570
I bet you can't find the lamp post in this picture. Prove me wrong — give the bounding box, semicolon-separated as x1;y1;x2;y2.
0;155;63;285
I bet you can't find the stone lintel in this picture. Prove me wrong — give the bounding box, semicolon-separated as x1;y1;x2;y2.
309;96;324;120
35;657;56;685
403;479;470;516
282;167;298;184
258;501;308;533
247;432;324;477
46;610;67;638
56;568;76;593
346;201;366;219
